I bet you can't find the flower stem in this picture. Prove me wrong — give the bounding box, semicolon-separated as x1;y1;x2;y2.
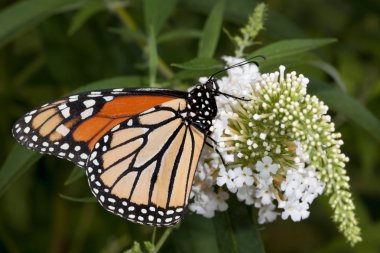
111;4;174;79
151;227;157;245
151;228;173;253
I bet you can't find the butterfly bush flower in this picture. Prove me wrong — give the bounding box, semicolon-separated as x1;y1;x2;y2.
189;57;361;245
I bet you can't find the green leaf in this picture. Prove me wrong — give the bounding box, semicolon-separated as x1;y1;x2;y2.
68;1;105;36
198;0;226;58
259;52;319;72
65;166;85;185
173;215;219;253
147;26;158;86
59;194;96;203
0;145;41;197
309;80;380;143
172;57;222;70
0;0;78;48
157;29;202;44
213;198;265;253
144;0;177;35
71;76;145;93
249;39;337;63
181;0;305;39
172;69;219;81
124;241;143;253
109;27;145;43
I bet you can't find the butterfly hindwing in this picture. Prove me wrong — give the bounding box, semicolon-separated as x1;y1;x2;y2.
12;88;187;167
86;98;206;226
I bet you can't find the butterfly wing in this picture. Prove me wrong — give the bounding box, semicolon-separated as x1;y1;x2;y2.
86;98;205;226
12;88;187;167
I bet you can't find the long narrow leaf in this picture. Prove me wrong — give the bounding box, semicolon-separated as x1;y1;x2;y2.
0;0;78;47
173;215;219;253
172;58;222;70
148;26;158;86
213;198;265;253
180;0;305;38
68;1;105;36
72;76;145;93
250;39;336;63
59;194;96;203
65;166;86;185
198;0;226;58
144;0;177;35
157;29;202;44
0;145;41;196
228;201;265;253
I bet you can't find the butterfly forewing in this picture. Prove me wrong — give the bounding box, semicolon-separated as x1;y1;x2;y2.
11;88;186;167
86;98;205;226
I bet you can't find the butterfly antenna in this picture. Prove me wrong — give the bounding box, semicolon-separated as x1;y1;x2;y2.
208;56;265;101
217;91;250;101
205;141;228;166
208;55;266;81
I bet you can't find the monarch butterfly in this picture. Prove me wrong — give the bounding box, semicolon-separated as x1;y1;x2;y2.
12;59;258;226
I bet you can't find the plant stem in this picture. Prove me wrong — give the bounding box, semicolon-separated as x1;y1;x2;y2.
112;4;174;79
152;228;173;253
151;227;157;245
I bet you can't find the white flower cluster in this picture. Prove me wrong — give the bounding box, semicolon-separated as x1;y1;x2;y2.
189;57;325;225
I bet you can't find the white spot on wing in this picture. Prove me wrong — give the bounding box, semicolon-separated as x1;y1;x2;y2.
58;103;67;110
24;116;32;123
80;153;88;160
61;107;70;118
69;95;78;102
56;124;70;136
81;108;94;119
83;99;96;108
111;125;120;132
90;151;97;161
61;143;69;150
103;96;113;101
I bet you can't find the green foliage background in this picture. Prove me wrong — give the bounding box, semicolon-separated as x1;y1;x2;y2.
0;0;379;252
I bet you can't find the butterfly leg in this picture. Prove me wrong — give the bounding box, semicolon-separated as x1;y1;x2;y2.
207;136;222;147
205;141;227;166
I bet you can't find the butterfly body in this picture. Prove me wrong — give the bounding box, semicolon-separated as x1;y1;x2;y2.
186;80;218;134
12;79;220;226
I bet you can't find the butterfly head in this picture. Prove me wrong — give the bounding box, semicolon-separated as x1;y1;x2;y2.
203;77;220;94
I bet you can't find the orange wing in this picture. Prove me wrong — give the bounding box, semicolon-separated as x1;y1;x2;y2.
87;98;205;226
12;88;187;167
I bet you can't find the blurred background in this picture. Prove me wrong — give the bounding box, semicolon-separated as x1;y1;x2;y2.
0;0;379;252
